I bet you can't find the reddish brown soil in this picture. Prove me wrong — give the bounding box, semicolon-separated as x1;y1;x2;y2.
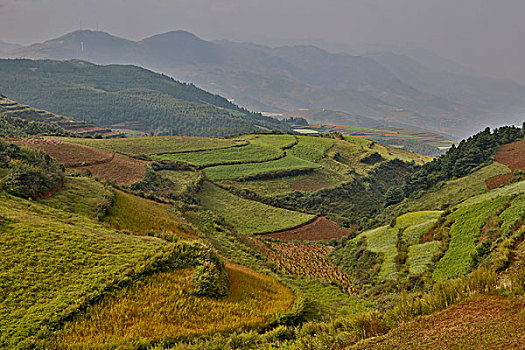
353;295;525;350
486;173;515;190
19;138;114;167
486;140;525;189
73;153;147;185
18;138;147;185
259;216;351;242
495;140;525;171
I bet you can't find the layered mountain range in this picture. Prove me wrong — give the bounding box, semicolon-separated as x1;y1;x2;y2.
3;30;525;138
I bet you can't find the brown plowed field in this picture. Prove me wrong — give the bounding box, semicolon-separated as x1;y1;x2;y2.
259;216;351;242
495;140;525;171
486;140;525;189
19;138;114;167
352;295;525;349
73;153;147;185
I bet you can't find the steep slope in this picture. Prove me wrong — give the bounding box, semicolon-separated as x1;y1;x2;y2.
0;59;288;136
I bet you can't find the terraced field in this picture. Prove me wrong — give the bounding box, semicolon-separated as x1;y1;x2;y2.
18;138;147;184
259;216;351;242
104;189;196;240
250;239;355;293
196;181;314;235
433;197;510;280
52;136;244;156
204;155;320;181
351;211;442;280
18;138;114;167
0;192;174;347
47;263;295;348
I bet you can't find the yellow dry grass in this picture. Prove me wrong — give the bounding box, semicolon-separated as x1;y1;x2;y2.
47;263;295;348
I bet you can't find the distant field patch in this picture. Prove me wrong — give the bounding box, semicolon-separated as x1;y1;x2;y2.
259;216;351;242
104;190;196;240
157;170;202;196
289;136;334;162
204;155;320;181
72;153;147;185
197;181;313;235
18;138;114;167
51;136;243;156
49;263;294;347
153;134;296;167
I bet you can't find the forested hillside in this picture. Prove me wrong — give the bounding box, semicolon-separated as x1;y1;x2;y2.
0;59;289;136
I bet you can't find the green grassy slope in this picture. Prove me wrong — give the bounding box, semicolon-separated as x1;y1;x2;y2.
196;181;314;235
0;192;174;347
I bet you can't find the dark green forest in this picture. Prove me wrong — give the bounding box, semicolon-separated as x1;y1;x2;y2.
0;59;289;136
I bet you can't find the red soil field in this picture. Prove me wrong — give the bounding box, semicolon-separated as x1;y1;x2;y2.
18;139;147;185
494;140;525;171
73;153;147;185
486;140;525;189
259;216;351;242
19;139;114;167
353;295;525;350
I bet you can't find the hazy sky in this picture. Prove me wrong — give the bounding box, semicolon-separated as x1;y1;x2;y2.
1;0;525;83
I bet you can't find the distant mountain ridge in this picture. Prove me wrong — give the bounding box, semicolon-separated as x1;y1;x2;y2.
5;30;525;138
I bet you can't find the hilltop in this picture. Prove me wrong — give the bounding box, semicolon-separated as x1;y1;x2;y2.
0;59;289;137
5;30;525;138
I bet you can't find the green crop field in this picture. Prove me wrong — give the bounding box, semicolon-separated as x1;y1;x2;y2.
50;136;243;156
104;190;196;240
359;226;399;280
204;155;320;181
397;162;511;213
196;181;313;235
433;197;510;280
456;179;525;208
289;136;334;162
219;169;347;197
152;134;296;167
403;219;439;246
407;241;442;275
41;177;108;219
0;192;174;347
157;170;202;196
500;194;525;230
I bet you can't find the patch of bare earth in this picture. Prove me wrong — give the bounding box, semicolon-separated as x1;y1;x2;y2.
352;295;525;350
18;138;113;167
259;216;351;242
74;153;147;185
486;140;525;189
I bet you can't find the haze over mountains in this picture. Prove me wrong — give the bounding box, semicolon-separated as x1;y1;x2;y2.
4;29;525;138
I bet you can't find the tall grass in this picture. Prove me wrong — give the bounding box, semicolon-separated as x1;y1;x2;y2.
104;189;196;240
47;264;295;348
